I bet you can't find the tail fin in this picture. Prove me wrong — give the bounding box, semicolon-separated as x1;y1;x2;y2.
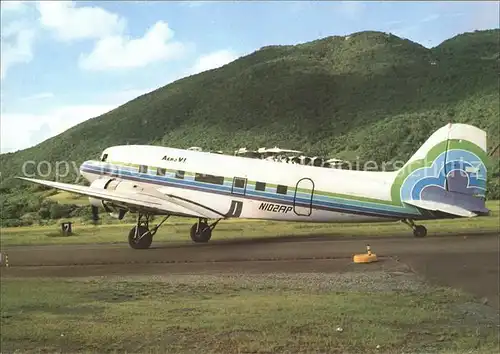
393;123;489;217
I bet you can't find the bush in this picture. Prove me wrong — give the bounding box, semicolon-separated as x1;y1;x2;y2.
1;219;34;227
49;203;77;219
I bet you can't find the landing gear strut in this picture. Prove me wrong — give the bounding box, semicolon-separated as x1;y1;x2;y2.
127;214;222;249
190;218;221;243
402;219;427;238
128;213;170;249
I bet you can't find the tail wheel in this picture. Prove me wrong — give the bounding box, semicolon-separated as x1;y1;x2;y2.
413;225;427;238
128;225;153;249
190;222;212;243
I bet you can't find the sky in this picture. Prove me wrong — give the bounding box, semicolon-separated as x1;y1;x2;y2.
1;1;498;153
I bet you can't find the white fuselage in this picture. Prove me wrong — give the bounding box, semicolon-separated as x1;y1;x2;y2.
79;145;422;223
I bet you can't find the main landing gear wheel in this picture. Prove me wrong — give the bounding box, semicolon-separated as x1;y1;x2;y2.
402;219;427;238
190;218;221;243
190;222;211;243
128;213;171;249
128;225;153;249
413;225;427;238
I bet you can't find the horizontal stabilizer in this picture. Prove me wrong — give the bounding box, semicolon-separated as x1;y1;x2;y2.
403;200;478;217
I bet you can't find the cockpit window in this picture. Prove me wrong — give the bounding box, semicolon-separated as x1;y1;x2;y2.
101;153;108;162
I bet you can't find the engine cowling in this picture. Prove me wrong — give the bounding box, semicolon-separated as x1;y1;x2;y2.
88;178;130;219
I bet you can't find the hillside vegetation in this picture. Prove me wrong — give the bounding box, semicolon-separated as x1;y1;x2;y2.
1;29;499;226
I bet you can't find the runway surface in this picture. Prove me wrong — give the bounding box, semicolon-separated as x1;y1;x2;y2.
1;233;499;308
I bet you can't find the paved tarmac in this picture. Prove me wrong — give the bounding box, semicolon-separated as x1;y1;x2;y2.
1;233;499;308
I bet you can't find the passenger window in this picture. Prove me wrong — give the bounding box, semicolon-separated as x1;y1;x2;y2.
138;165;148;173
234;178;246;188
276;185;288;194
195;173;224;185
157;168;166;176
175;170;185;179
101;153;108;162
255;182;266;191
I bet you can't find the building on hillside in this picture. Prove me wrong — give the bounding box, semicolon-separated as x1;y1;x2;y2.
233;146;346;168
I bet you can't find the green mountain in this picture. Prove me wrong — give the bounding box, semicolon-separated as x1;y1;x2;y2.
1;29;499;226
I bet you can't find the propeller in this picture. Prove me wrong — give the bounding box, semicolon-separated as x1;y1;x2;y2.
91;205;100;224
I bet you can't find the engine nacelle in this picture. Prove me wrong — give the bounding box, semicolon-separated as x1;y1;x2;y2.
89;197;106;208
88;178;130;219
89;177;114;190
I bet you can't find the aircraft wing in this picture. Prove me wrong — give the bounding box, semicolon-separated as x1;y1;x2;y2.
16;177;225;219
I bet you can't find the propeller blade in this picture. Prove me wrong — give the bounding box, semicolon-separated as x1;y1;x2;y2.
91;205;99;224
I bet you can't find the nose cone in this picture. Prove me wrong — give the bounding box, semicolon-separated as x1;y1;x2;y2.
79;160;93;174
80;160;99;183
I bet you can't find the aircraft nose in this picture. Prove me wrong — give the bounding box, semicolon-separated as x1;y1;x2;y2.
79;160;92;173
79;160;100;183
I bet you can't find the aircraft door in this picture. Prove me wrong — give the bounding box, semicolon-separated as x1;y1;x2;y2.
231;177;247;196
294;178;314;216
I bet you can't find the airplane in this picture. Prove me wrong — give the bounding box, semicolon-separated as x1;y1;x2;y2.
17;123;490;250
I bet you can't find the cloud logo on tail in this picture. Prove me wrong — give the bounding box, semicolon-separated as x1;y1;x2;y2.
400;150;487;202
